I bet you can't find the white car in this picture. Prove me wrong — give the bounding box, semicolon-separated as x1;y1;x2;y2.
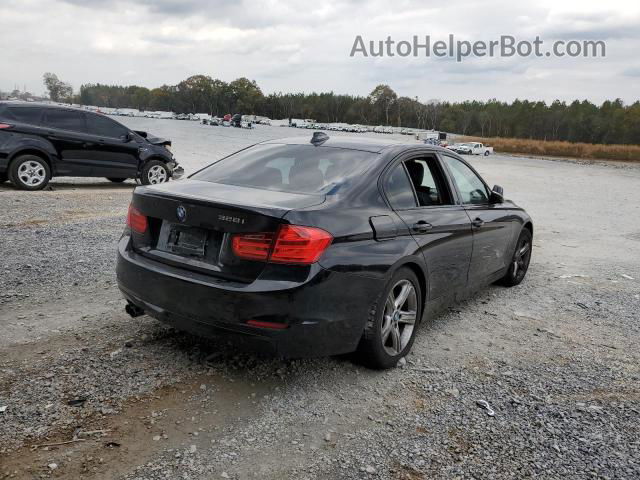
453;142;493;156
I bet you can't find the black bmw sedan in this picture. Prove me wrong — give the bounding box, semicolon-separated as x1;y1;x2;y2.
116;133;532;368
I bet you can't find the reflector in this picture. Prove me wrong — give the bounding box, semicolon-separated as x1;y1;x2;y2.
246;319;288;330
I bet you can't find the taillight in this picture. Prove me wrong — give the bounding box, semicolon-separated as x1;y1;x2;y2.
270;225;333;264
232;225;332;265
231;233;274;261
0;123;12;129
126;204;148;234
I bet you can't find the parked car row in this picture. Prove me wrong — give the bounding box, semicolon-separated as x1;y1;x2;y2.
202;114;256;129
290;122;369;133
0;101;183;190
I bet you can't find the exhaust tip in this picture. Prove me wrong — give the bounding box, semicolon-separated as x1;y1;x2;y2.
125;302;145;318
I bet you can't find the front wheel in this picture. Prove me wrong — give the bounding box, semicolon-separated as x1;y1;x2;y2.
357;267;422;369
8;155;51;191
140;160;169;185
498;228;532;287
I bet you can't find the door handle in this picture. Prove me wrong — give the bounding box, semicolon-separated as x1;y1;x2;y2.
83;142;95;148
411;221;433;233
472;218;485;228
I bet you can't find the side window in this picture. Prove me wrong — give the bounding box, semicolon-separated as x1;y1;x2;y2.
385;164;417;210
5;106;43;125
43;109;86;133
86;114;129;139
404;157;452;206
443;156;489;205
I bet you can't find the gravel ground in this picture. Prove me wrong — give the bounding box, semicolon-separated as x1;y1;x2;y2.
1;120;639;479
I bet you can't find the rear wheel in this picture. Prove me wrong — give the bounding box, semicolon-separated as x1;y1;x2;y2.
8;155;51;191
499;228;532;287
484;150;490;156
107;177;127;183
357;267;422;369
140;160;169;185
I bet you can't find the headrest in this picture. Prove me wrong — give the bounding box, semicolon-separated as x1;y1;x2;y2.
405;161;424;186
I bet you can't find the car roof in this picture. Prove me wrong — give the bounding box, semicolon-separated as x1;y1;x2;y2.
262;135;454;155
0;101;81;110
262;135;412;153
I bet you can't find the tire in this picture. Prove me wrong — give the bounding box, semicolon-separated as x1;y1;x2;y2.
0;172;7;184
357;267;422;369
107;177;127;183
484;150;490;156
140;160;169;185
498;228;532;287
8;155;51;191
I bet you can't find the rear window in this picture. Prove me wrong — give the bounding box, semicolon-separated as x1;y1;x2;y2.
0;105;43;125
42;109;86;133
192;144;377;194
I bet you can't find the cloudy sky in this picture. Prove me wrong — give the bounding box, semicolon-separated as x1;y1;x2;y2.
1;0;638;103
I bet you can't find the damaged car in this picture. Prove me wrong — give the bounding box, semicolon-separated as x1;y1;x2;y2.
117;132;532;369
0;101;183;190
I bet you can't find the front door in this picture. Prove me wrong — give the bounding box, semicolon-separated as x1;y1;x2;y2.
441;154;514;285
84;113;139;178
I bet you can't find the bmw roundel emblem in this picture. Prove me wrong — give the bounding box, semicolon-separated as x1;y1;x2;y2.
176;205;187;222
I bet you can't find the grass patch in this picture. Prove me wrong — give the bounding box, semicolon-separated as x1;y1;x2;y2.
460;136;640;162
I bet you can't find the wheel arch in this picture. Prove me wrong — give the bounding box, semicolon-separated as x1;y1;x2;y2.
523;221;533;237
394;260;428;318
9;148;53;169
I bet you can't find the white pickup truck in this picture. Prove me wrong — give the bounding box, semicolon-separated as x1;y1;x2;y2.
449;142;494;156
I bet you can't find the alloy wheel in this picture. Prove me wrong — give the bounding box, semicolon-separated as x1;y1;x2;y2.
512;237;531;281
381;279;417;356
147;165;168;184
18;160;46;187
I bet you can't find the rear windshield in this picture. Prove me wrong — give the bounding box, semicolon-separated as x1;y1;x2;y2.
192;144;378;194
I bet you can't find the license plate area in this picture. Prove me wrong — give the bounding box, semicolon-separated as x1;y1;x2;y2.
153;221;223;264
167;225;207;257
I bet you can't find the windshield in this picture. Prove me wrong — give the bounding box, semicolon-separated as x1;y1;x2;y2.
191;144;378;194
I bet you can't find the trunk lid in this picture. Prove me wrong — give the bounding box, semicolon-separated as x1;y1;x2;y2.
129;180;325;283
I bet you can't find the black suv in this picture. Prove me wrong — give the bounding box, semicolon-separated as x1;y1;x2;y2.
0;102;183;190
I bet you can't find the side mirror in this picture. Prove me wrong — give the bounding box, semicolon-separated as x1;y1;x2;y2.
123;132;133;142
490;184;504;204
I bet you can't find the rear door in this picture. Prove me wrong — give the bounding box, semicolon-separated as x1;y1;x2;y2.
383;153;473;300
84;113;139;178
41;108;92;176
441;154;513;285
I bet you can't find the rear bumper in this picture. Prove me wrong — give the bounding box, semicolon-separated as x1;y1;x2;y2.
116;236;384;358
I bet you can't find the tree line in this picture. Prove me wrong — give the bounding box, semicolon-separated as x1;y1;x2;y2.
45;73;640;145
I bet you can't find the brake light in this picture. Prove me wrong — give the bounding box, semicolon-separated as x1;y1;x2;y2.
0;123;12;129
126;204;148;234
232;225;332;265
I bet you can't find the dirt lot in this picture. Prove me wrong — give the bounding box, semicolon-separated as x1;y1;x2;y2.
1;122;639;479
